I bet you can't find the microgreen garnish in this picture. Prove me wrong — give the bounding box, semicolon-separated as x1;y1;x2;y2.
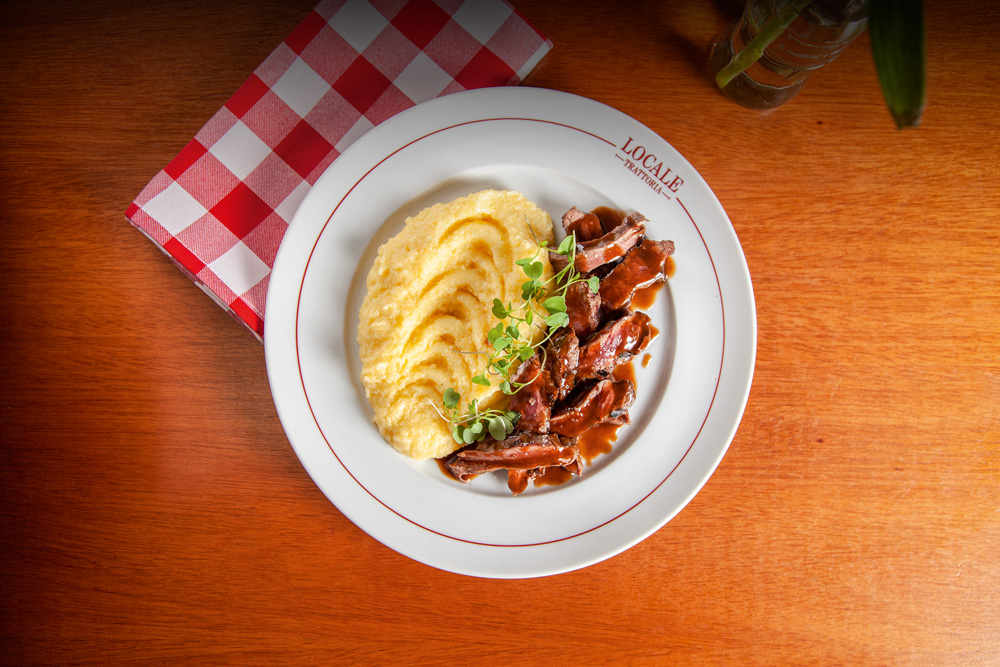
437;229;598;444
434;388;521;445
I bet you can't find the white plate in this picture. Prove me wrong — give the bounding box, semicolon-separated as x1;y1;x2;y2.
264;87;756;579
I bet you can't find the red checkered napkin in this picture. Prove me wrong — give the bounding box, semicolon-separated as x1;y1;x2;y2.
126;0;551;340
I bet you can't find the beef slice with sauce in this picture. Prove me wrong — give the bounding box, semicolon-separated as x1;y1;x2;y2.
444;432;582;494
561;206;606;242
549;379;636;438
599;237;675;312
576;310;656;381
564;280;602;341
507;353;554;433
572;213;647;275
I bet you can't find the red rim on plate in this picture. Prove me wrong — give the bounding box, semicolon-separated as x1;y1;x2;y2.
265;88;755;578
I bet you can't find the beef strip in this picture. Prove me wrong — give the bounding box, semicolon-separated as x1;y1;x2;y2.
444;432;581;491
573;214;647;274
544;329;579;402
564;280;602;341
575;310;655;381
561;206;605;242
507;353;553;433
599;237;675;311
549;379;636;438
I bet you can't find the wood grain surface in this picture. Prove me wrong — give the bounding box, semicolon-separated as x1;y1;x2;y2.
2;0;998;664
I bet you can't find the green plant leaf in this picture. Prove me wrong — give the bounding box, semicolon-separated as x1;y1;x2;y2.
543;295;566;313
487;323;504;345
443;387;460;409
870;0;925;128
545;312;570;328
488;416;507;441
499;414;513;432
556;235;575;255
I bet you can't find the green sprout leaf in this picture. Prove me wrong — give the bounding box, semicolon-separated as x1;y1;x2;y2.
545;312;570;328
488;416;507;441
523;261;544;281
556;235;575;255
542;295;566;313
443;387;460;410
487;323;504;346
492;298;508;319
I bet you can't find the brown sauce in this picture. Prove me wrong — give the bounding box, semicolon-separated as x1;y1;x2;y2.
612;359;636;384
629;257;674;310
436;457;461;481
591;206;626;232
630;281;662;310
576;422;623;463
534;466;575;488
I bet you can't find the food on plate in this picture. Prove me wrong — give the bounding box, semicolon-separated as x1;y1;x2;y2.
443;205;675;494
358;190;555;461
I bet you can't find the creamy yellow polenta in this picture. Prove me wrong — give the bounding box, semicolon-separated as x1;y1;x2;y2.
358;190;555;460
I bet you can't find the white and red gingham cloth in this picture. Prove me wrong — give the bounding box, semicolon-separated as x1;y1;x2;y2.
126;0;551;339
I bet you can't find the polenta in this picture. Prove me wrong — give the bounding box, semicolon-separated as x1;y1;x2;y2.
358;190;555;460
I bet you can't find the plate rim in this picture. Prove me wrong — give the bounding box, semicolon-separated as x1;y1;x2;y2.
264;87;757;578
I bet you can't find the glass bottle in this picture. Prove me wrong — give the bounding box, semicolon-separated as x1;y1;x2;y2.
711;0;869;110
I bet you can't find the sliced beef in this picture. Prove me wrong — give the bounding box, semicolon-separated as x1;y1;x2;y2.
561;206;605;242
544;329;579;402
573;214;647;274
599;237;675;311
444;432;581;493
564;280;602;341
576;310;655;381
550;379;636;438
507;354;553;433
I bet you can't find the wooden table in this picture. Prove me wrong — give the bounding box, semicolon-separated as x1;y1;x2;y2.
3;1;998;663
